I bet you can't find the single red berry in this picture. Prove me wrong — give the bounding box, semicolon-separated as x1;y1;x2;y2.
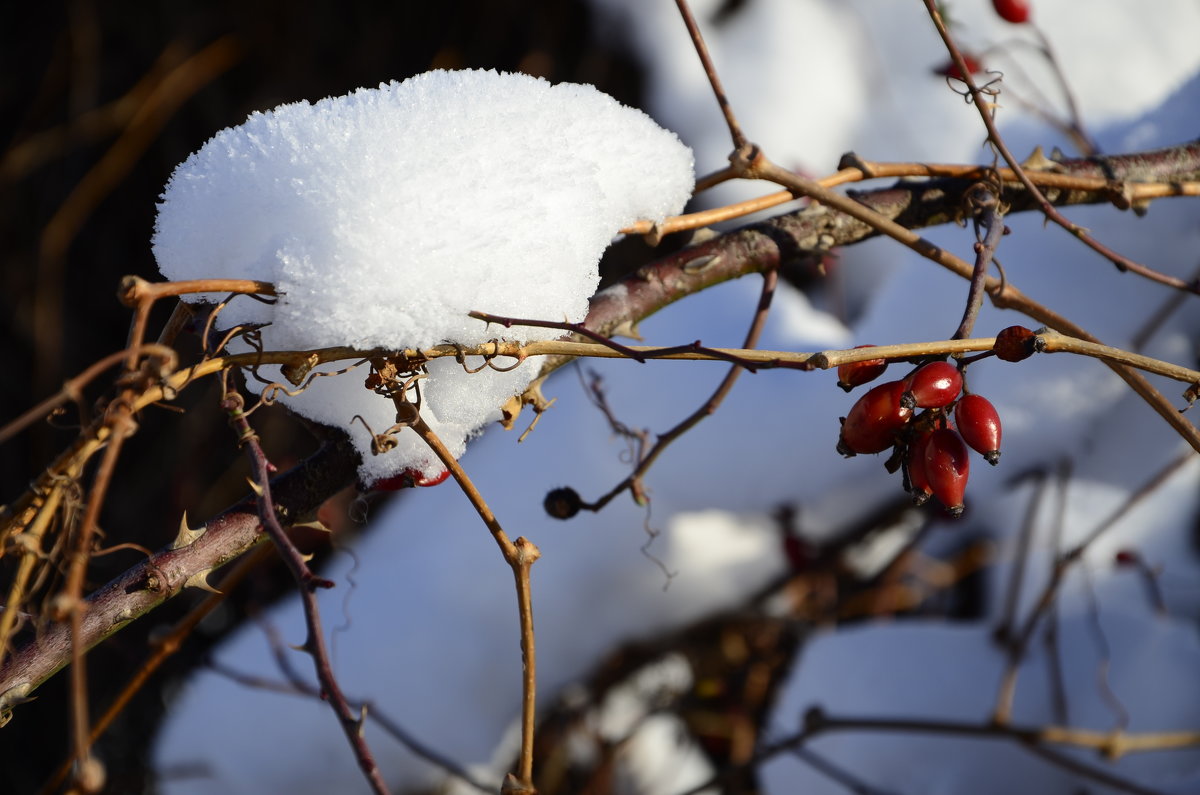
414;469;450;487
955;394;1002;465
903;361;963;409
994;326;1038;362
837;345;889;392
906;430;935;505
934;53;984;81
838;380;912;456
368;467;449;491
992;0;1031;24
1114;549;1140;567
924;428;970;516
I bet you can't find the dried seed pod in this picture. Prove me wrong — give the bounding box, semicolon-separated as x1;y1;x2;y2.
544;486;583;520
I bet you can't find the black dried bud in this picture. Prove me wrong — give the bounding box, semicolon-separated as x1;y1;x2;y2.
543;486;582;520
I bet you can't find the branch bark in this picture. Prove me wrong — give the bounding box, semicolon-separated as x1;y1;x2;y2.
2;139;1198;720
0;438;358;719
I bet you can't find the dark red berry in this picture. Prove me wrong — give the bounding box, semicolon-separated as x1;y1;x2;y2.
935;53;984;81
994;326;1037;362
1114;549;1140;567
992;0;1031;24
837;380;912;456
544;486;583;520
837;346;888;391
955;394;1002;465
906;430;935;505
924;428;970;516
903;361;963;409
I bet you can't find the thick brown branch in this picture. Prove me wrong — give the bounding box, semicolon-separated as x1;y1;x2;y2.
0;439;358;719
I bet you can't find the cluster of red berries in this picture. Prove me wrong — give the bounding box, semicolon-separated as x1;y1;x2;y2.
835;348;1005;518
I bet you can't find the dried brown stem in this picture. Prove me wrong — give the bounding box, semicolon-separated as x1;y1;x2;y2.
63;399;137;787
922;1;1190;296
0;344;177;447
405;416;539;790
673;0;747;151
117;274;278;306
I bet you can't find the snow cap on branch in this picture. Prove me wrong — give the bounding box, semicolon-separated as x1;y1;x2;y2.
152;69;694;481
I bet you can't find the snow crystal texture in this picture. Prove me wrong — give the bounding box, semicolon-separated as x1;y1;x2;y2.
152;69;693;480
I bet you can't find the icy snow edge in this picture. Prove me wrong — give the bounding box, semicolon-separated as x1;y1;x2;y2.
152;68;694;481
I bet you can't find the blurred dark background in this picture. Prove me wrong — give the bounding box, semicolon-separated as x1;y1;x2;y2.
0;2;648;790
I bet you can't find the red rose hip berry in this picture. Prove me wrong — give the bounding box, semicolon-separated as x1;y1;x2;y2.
902;361;963;409
837;345;889;392
368;467;450;491
905;430;935;505
994;325;1038;362
924;428;971;517
837;380;912;456
992;0;1031;24
934;53;985;81
955;394;1003;465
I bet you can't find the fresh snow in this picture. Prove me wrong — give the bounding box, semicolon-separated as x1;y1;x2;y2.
154;3;1200;794
152;69;693;482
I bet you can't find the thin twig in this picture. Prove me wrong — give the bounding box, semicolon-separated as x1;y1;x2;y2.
623;162;1200;244
921;1;1186;294
222;387;389;795
993;452;1194;727
404;414;540;791
249;622;502;794
585;268;778;512
673;0;747;151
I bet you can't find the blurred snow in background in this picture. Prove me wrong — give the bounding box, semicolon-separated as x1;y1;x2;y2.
154;2;1200;793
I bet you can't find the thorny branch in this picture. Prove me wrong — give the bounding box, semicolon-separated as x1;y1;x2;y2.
2;139;1200;744
221;385;389;794
921;0;1196;296
0;439;359;725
